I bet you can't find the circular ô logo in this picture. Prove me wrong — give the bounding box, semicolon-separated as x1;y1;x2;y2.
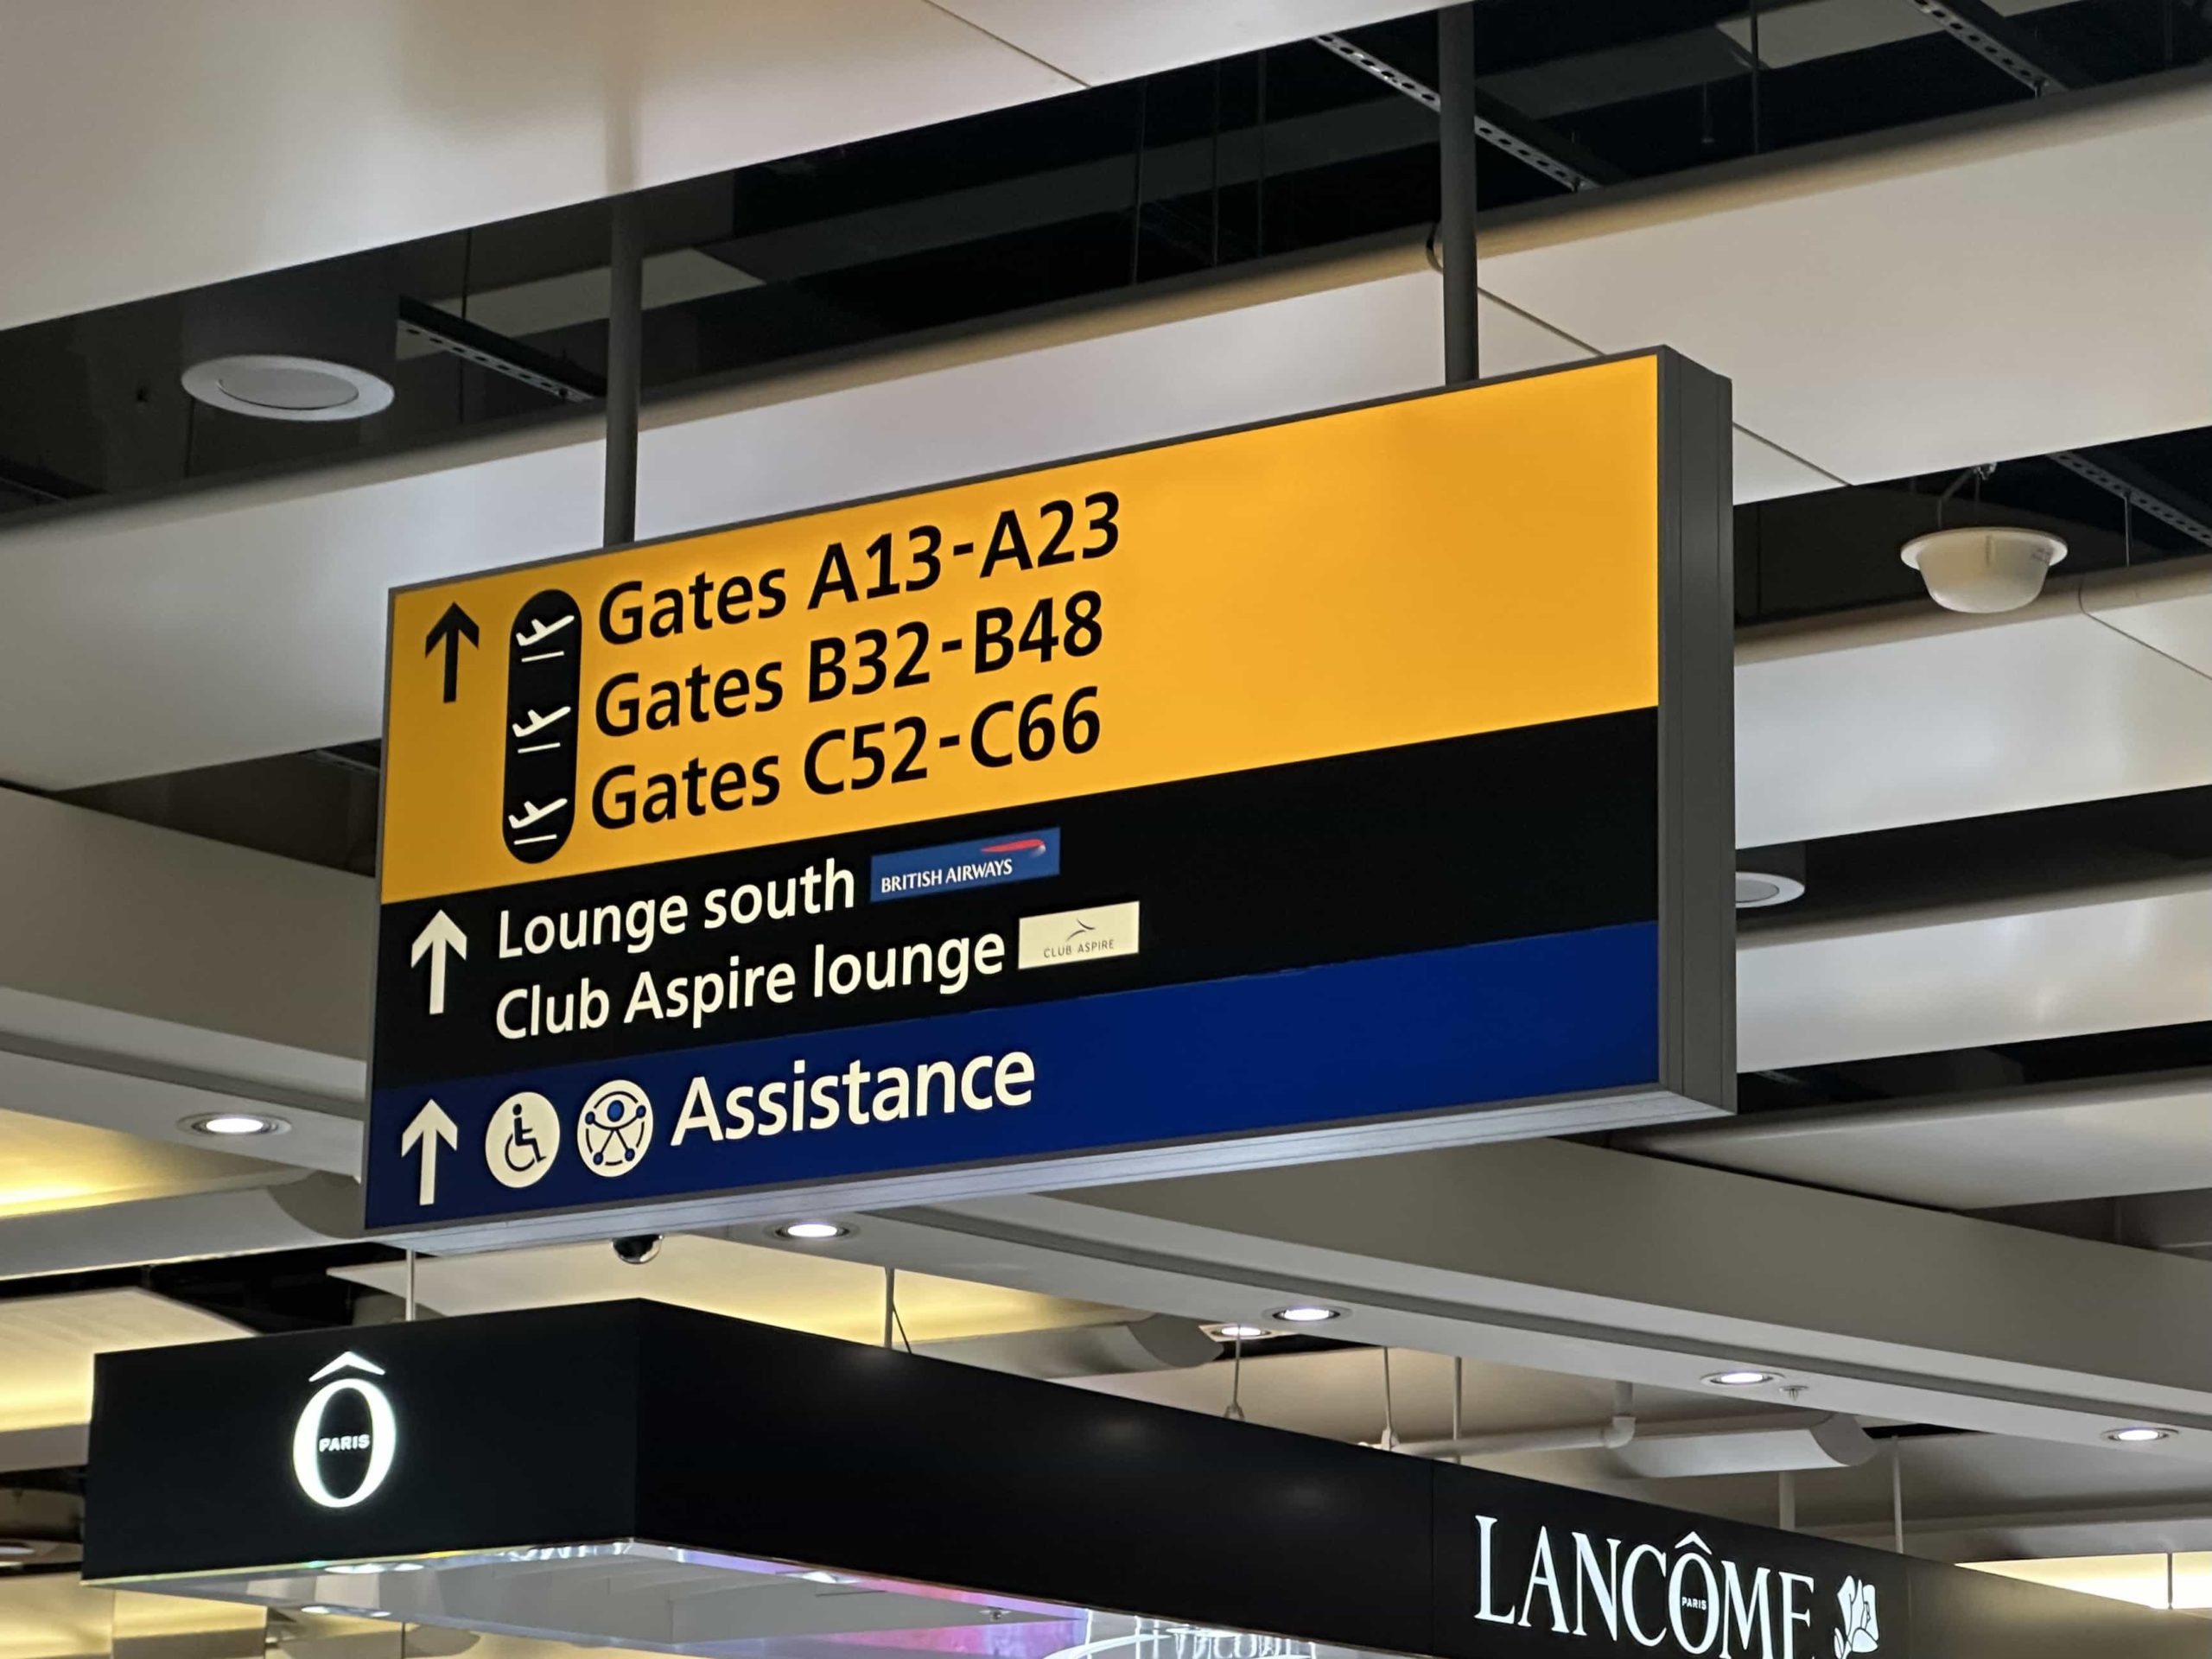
290;1354;397;1510
578;1079;653;1178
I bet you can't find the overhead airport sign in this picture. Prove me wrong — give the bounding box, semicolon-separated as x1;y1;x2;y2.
366;352;1735;1238
86;1304;2198;1659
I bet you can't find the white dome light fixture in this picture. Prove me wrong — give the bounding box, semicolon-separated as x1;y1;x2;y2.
1900;526;2067;614
181;353;394;423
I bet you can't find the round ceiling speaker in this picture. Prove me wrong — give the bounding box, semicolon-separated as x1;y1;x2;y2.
179;250;398;423
1899;526;2067;614
181;354;393;422
1734;871;1805;908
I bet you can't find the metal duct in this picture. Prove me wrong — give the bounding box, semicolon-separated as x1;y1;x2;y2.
913;1314;1219;1377
1603;1411;1877;1477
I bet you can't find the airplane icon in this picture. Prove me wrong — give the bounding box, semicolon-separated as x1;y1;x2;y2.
515;614;576;649
511;706;572;741
507;798;569;832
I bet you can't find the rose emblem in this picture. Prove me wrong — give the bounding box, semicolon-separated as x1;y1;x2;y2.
1834;1577;1880;1659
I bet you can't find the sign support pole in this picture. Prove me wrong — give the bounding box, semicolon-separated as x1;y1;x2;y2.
603;193;644;547
1438;3;1480;385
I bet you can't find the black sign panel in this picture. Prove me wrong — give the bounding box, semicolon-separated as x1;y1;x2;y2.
1433;1471;1907;1659
86;1305;2199;1659
375;718;1657;1089
87;1305;641;1575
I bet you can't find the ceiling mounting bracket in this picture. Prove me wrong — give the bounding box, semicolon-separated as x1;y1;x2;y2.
1310;32;1620;193
1907;0;2080;93
2050;449;2212;550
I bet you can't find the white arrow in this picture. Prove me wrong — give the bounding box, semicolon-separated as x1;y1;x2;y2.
399;1099;458;1206
410;910;467;1015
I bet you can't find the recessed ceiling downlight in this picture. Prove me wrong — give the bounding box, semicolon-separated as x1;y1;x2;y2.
1270;1305;1342;1325
2105;1425;2177;1444
181;1111;291;1138
1210;1323;1273;1341
181;354;394;423
1705;1369;1783;1387
773;1221;850;1242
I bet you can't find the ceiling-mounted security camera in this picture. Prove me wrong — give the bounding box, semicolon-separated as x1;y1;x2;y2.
1900;526;2067;614
611;1234;662;1266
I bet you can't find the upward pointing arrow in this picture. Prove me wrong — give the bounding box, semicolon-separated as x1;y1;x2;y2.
399;1099;458;1206
424;601;480;703
410;910;467;1015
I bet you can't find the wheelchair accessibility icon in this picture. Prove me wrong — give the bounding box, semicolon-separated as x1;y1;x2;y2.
485;1090;561;1190
578;1080;653;1178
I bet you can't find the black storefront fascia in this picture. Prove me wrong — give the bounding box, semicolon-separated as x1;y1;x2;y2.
85;1301;2201;1659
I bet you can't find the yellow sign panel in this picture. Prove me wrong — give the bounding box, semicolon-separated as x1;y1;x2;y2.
383;356;1660;904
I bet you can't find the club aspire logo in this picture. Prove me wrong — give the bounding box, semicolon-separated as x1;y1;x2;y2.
290;1351;397;1510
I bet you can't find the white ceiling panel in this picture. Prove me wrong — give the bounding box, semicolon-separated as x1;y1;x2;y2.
0;1;1469;333
0;423;603;790
1630;1074;2212;1210
0;1175;354;1284
1737;575;2212;848
937;1;1444;86
1734;427;1839;499
0;1287;243;1433
1480;68;2212;486
1740;874;2212;1073
0;1108;276;1221
2085;557;2212;677
0;0;1081;333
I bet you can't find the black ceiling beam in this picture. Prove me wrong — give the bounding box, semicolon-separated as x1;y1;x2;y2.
1310;33;1622;193
1908;0;2086;93
396;296;606;404
309;741;385;778
0;455;97;504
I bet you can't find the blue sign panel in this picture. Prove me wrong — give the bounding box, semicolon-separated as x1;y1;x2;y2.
363;925;1656;1229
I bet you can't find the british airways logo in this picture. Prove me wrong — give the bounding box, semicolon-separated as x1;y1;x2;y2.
871;829;1060;901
